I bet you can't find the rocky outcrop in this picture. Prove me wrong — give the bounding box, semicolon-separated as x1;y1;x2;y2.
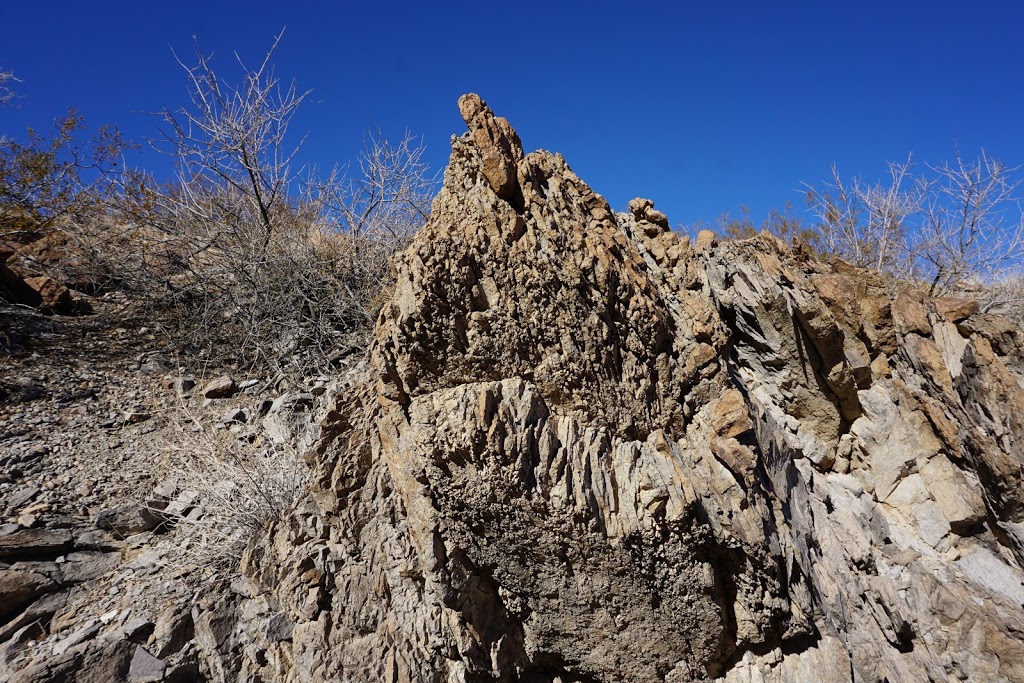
5;94;1023;682
1;233;92;313
215;94;1024;682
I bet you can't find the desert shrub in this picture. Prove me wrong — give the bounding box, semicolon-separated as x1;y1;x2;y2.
805;150;1024;314
116;33;434;376
0;108;130;238
0;68;17;107
707;151;1024;320
698;202;824;254
159;408;311;568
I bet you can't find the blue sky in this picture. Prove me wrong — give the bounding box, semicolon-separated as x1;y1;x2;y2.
2;1;1023;229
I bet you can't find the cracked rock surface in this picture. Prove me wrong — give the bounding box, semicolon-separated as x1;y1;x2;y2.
226;95;1024;682
6;93;1024;682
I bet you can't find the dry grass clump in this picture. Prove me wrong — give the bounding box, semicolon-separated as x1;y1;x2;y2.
159;407;312;569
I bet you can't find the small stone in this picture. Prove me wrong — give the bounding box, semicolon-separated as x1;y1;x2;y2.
16;513;37;528
152;478;178;500
51;618;100;656
219;407;248;425
121;617;155;641
122;407;151;424
74;529;124;552
695;229;717;251
7;485;40;510
201;375;238;399
161;489;199;519
94;505;164;536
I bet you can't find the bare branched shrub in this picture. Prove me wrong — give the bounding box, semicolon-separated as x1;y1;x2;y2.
0;68;19;107
807;157;923;274
152;31;309;249
118;32;435;375
807;149;1024;315
698;201;823;253
161;408;311;568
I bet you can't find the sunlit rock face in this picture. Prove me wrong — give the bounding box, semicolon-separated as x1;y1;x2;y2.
235;94;1024;683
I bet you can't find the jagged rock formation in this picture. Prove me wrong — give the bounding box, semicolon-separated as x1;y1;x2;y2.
222;94;1024;682
7;94;1023;682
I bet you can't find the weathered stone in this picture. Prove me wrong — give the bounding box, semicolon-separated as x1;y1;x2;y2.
201;374;237;399
51;619;101;657
22;275;73;312
0;568;57;623
920;456;986;533
932;295;980;322
219;406;248;425
710;389;751;439
220;94;1024;683
6;486;40;511
171;376;196;395
0;588;67;645
11;93;1024;683
73;529;124;552
121;617;155;642
128;645;166;682
0;528;72;559
628;197;670;234
153;602;194;659
94;504;163;536
457;93;523;201
58;550;119;584
893;288;931;335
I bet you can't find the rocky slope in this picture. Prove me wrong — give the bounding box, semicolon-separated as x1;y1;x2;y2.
0;300;340;683
5;94;1024;682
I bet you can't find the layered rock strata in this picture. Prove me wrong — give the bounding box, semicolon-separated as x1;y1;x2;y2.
17;94;1021;682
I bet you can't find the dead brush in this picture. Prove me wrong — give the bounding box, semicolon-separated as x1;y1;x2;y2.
157;403;312;570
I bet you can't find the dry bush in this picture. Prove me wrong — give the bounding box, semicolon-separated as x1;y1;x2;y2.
0;109;130;239
0;68;18;107
806;149;1024;315
133;131;431;375
102;33;434;376
160;407;311;568
697;201;824;254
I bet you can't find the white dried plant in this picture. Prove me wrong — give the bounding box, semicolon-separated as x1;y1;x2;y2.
160;406;311;569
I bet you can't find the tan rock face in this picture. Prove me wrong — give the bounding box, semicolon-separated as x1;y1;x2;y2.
234;95;1024;682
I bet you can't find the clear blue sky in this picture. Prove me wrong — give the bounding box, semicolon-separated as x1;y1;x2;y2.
3;1;1023;229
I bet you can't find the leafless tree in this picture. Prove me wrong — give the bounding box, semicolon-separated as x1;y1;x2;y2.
806;149;1024;316
134;32;435;376
152;30;309;250
806;156;923;275
914;150;1024;298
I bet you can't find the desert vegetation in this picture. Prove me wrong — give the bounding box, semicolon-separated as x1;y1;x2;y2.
0;37;436;575
1;34;435;378
705;154;1024;322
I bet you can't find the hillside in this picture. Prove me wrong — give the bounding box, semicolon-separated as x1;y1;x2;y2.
2;94;1024;682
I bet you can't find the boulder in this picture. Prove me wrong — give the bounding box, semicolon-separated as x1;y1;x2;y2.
0;569;57;623
94;505;164;536
0;529;73;559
